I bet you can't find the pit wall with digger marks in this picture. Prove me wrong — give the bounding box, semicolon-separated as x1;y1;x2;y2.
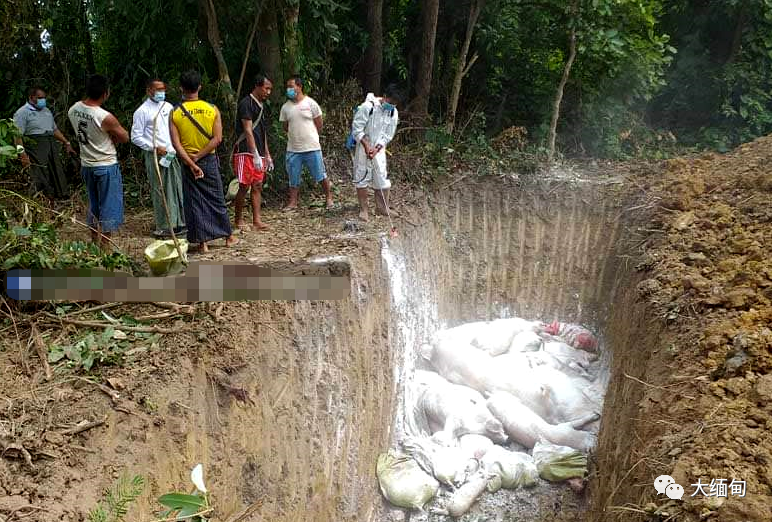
386;178;656;520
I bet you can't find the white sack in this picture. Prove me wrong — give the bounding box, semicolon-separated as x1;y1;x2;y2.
402;435;472;488
481;445;539;490
377;451;439;510
532;440;588;482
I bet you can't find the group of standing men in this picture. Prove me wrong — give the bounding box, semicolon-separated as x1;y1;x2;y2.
13;70;401;252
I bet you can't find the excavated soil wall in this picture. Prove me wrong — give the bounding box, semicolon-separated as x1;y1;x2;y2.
2;176;666;522
393;178;658;521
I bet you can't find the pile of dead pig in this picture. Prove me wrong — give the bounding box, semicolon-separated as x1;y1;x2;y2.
377;317;605;518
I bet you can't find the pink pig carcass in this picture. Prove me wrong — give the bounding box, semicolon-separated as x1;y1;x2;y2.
540;321;599;353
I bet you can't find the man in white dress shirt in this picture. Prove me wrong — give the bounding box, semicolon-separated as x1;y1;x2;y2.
131;78;185;238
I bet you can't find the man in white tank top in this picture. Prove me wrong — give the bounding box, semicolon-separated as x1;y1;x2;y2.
68;75;129;248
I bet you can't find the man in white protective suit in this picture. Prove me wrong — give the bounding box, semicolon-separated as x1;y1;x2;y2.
350;85;401;221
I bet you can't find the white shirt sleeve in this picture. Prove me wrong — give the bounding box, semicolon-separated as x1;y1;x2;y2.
310;99;323;119
351;103;370;142
279;103;288;122
130;104;152;151
376;108;398;149
13;107;27;135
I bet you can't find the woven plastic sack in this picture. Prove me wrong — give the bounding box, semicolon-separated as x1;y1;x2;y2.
376;451;439;510
482;446;539;490
532;440;587;482
144;239;188;276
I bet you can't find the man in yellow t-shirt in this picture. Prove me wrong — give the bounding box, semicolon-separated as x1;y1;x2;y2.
169;70;238;254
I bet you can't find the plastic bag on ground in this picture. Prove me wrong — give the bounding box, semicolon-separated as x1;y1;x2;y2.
401;435;472;488
532;440;588;482
144;239;188;276
481;445;539;490
377;451;439;510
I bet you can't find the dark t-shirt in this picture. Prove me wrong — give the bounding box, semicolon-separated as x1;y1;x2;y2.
234;95;269;155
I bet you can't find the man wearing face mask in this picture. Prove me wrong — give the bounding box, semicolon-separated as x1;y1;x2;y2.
131;78;186;239
279;76;334;210
13;86;75;200
350;85;401;221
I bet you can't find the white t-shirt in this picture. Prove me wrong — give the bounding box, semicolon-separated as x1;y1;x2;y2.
279;96;323;153
68;101;118;167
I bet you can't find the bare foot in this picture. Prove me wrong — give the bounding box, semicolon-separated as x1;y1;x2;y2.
325;199;335;210
358;210;369;222
225;236;240;247
235;220;250;230
191;243;209;253
252;221;269;231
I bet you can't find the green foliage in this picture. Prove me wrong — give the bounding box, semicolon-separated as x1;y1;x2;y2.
651;0;772;151
0;217;136;273
158;493;209;521
88;474;145;522
0;119;22;170
47;327;149;371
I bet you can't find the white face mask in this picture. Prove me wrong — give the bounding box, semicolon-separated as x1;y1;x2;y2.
152;91;166;103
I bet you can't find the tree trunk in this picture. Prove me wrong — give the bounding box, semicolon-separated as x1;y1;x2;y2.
725;3;748;64
80;0;95;74
409;0;440;116
446;0;484;133
200;0;235;107
547;2;578;165
361;0;384;94
257;1;283;100
236;1;266;101
283;1;300;78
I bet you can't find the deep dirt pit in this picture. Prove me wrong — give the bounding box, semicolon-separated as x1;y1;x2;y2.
2;143;772;522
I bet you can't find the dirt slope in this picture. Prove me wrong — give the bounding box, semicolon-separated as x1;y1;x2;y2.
608;136;772;521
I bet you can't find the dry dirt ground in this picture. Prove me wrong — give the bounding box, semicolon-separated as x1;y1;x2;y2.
610;135;772;522
2;134;772;522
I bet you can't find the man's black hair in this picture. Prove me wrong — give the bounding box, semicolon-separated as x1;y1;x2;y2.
146;77;164;89
288;76;304;89
85;75;110;100
28;85;45;98
180;70;202;93
254;74;271;87
383;84;404;106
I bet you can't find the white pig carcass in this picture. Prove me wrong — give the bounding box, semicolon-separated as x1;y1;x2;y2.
421;341;562;424
414;369;508;443
486;392;598;452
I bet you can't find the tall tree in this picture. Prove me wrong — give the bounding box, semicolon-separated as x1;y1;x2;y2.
361;0;385;94
257;0;283;99
200;0;235;107
547;0;579;163
283;0;300;77
446;0;485;132
410;0;440;116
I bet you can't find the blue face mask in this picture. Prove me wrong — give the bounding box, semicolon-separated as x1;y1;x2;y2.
152;91;166;103
382;102;394;113
286;87;296;99
35;98;47;110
